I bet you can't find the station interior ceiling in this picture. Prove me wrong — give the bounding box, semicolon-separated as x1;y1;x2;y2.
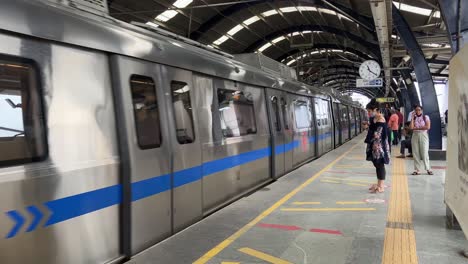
108;0;451;99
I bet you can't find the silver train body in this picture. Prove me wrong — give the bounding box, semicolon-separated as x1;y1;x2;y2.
0;1;367;263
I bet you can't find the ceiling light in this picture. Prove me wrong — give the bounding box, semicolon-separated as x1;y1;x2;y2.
318;8;336;15
227;25;244;36
272;36;286;43
262;10;278;17
145;22;159;28
286;59;296;66
156;10;178;22
244;16;260;25
280;7;298;13
213;35;229;45
173;0;193;8
297;6;317;12
258;43;272;52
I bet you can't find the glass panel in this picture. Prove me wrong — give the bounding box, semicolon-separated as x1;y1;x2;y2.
218;89;257;138
130;75;162;149
281;98;289;130
271;96;281;132
294;100;311;129
171;81;195;144
0;58;47;167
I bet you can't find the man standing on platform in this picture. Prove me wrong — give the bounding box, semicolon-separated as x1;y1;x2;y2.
396;109;404;141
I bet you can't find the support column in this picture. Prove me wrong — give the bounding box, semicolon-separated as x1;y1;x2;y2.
393;5;442;149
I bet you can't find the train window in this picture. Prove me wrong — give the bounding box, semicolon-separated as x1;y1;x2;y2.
217;89;257;138
171;81;195;144
130;75;162;149
281;98;289;130
0;58;47;167
294;100;311;129
271;96;281;131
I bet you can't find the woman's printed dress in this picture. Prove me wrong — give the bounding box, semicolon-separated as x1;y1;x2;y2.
366;122;390;164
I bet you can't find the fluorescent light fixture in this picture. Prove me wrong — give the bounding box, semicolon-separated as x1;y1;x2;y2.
297;6;317;12
258;42;272;52
280;7;298;13
272;36;286;43
286;59;296;66
244;16;260;25
318;8;336;15
423;43;443;48
291;32;301;36
310;51;319;55
145;22;159;28
227;25;244;36
213;35;229;45
156;10;178;22
262;10;278;17
331;49;344;53
392;1;440;18
173;0;192;8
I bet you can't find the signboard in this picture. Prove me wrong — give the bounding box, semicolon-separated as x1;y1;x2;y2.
376;97;395;103
356;78;383;87
445;45;468;237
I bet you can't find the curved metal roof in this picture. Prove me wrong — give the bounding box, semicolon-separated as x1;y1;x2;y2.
109;0;451;98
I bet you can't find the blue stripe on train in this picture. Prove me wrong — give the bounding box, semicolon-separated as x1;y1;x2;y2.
4;131;336;238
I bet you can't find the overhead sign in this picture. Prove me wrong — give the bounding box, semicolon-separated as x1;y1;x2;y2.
376;97;395;103
356;78;383;87
445;45;468;237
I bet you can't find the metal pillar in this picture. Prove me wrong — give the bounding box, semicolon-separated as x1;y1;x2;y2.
438;0;468;53
393;4;442;149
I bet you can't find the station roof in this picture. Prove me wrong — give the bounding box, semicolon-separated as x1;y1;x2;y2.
109;0;450;98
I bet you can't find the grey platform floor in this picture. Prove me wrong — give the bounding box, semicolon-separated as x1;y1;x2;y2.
127;135;467;264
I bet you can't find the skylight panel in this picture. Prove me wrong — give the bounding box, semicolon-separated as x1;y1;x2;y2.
213;35;229;45
244;16;260;25
173;0;192;8
286;59;296;66
227;25;244;36
392;2;441;18
156;10;178;22
262;10;278;17
258;43;272;52
318;8;336;15
272;36;286;43
280;7;298;13
297;6;317;12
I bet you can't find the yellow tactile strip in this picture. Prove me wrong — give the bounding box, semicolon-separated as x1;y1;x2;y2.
382;157;418;264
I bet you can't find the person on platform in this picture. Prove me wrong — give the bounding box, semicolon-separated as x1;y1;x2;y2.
410;105;433;175
396;109;404;140
388;109;399;145
365;100;390;193
397;122;413;158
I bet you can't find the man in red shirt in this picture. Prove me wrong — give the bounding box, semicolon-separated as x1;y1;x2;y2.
396;109;404;141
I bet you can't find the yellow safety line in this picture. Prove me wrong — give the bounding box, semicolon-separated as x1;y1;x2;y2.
238;247;292;264
281;208;376;212
192;142;361;264
336;201;366;205
382;156;418;264
292;202;322;205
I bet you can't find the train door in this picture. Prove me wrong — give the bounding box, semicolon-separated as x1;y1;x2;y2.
314;98;323;155
333;102;341;147
322;99;333;152
292;95;315;166
340;104;350;142
266;89;286;178
159;65;202;232
281;94;294;172
110;56;172;254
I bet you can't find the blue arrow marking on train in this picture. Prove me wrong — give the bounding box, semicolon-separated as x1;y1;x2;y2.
26;206;43;232
5;210;25;238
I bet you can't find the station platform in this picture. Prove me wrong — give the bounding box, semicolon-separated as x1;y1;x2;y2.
128;135;467;264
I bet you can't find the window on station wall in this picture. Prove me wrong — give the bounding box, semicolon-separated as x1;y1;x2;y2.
271;96;281;132
171;81;195;144
281;98;289;130
0;57;47;167
294;100;311;129
130;75;162;149
217;89;257;138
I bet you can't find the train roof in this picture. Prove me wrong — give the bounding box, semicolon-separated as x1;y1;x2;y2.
0;0;334;100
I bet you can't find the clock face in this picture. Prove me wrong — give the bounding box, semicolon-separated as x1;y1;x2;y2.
359;60;381;80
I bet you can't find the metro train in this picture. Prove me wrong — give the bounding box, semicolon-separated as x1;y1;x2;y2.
0;1;367;263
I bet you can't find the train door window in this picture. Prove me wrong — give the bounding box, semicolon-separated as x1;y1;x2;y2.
0;58;47;167
281;98;289;130
171;81;195;144
270;96;281;131
218;89;257;138
130;75;162;149
294;100;311;129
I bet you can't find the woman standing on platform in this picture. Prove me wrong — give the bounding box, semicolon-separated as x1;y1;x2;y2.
365;100;390;193
410;105;433;175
